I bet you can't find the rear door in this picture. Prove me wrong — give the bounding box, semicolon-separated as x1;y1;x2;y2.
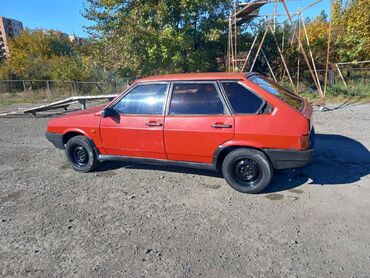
164;81;234;163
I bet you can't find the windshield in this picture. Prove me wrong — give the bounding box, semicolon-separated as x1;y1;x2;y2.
248;74;304;111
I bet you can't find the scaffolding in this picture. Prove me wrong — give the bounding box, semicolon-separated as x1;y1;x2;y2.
227;0;329;99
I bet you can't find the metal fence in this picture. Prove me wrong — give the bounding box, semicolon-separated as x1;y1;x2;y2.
301;67;370;87
0;79;131;96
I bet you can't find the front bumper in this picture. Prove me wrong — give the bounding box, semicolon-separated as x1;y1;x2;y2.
263;148;314;170
45;132;64;150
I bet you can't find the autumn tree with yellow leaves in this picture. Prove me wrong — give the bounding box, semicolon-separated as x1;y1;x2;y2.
305;0;370;64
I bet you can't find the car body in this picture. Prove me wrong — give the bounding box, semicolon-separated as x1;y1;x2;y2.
46;72;314;193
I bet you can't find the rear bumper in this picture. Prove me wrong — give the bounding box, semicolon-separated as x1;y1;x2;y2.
45;132;64;150
263;148;314;170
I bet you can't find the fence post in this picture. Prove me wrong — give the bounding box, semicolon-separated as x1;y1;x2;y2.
73;81;77;95
22;81;26;92
46;80;51;99
329;69;334;85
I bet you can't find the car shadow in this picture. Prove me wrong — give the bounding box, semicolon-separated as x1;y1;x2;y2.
264;134;370;193
96;133;370;193
96;160;223;178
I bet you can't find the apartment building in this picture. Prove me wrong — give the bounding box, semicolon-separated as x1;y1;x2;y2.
68;34;84;45
0;16;24;56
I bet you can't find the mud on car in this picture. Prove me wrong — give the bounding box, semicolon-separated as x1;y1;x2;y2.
46;72;314;193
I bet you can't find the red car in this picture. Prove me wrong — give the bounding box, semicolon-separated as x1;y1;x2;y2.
46;72;314;193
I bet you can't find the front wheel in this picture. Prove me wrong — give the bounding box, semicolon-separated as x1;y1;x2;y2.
65;135;99;172
222;148;273;193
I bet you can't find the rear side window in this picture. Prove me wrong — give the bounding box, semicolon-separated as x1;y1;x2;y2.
221;82;264;114
169;83;224;115
248;75;304;111
114;83;167;115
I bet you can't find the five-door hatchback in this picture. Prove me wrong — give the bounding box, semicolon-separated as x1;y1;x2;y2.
46;72;314;193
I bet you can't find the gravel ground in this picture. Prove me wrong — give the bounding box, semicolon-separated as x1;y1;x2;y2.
0;102;369;277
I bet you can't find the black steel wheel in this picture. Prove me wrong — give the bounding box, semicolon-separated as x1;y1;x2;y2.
232;158;262;187
65;135;99;172
222;148;272;193
71;146;89;166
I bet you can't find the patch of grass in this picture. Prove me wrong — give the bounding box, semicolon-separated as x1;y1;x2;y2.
327;83;370;97
299;82;370;105
0;90;70;106
0;83;127;106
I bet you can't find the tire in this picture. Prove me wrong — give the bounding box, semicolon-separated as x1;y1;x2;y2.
222;148;273;193
65;135;99;173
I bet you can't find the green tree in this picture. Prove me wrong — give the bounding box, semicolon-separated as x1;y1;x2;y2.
0;29;100;82
332;0;370;61
301;0;369;66
0;29;73;80
83;0;230;77
50;55;100;81
303;11;331;67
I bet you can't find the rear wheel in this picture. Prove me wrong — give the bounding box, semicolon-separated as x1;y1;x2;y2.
222;148;272;193
65;135;99;172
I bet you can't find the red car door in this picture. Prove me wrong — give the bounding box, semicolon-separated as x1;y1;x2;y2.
100;83;169;159
164;82;234;164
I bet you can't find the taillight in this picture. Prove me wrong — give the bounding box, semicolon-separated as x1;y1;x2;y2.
301;135;309;150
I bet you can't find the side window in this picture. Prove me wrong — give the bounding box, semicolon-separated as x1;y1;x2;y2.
222;82;264;114
169;83;224;115
114;83;167;115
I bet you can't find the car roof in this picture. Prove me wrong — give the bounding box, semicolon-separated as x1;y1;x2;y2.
136;72;248;83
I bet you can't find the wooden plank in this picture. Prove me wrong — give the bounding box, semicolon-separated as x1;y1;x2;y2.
323;0;333;98
236;14;258;25
336;60;370;65
335;64;348;88
261;49;277;82
22;97;75;113
0;94;118;117
22;95;118;114
281;0;323;98
236;2;266;18
301;16;323;95
241;32;258;71
269;24;296;92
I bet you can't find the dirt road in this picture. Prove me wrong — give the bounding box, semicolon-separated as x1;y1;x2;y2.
0;103;369;277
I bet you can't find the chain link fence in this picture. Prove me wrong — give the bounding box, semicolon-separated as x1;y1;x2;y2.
0;79;131;97
288;66;370;96
301;67;370;87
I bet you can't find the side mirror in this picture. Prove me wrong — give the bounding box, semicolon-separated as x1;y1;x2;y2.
102;107;116;118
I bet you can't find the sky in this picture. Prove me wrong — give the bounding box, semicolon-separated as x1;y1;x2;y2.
259;0;330;23
0;0;331;38
0;0;91;37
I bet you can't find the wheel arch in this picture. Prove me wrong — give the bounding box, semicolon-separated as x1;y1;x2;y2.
213;145;271;170
63;131;85;145
63;130;100;156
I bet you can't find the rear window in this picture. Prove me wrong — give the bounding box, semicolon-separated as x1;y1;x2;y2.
221;82;264;114
248;74;304;111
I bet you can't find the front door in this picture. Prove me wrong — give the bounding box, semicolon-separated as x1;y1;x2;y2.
100;83;169;159
164;82;234;163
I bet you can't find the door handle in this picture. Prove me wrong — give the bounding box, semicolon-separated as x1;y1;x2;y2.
145;122;163;127
211;123;232;128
